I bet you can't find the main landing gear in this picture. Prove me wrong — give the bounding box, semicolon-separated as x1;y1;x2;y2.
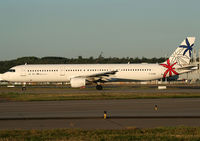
22;82;26;91
96;85;103;90
22;87;26;91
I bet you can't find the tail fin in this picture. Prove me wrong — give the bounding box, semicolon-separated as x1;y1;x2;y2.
168;37;195;67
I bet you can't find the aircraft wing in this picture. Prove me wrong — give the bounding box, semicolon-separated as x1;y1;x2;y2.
74;70;118;83
86;70;118;77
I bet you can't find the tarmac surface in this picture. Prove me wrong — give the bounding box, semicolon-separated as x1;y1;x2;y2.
1;98;200;129
1;85;200;94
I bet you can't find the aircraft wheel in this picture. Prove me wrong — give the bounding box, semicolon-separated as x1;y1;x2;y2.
96;85;103;90
22;87;26;91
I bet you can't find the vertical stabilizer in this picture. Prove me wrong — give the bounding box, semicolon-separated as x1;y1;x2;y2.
168;37;195;67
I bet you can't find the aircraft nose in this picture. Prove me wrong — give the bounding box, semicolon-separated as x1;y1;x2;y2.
0;74;4;81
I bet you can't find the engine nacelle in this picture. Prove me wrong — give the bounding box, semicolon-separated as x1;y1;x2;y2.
70;77;86;88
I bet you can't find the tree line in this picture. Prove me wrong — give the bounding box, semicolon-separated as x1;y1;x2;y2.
0;56;166;73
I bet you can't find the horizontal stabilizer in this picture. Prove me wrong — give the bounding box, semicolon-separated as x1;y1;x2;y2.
177;65;198;70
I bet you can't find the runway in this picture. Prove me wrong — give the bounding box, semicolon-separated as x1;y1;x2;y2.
1;98;200;129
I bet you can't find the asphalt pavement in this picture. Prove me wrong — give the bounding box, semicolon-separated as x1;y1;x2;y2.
1;98;200;129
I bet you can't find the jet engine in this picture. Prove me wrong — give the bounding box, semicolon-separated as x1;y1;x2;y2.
70;77;86;88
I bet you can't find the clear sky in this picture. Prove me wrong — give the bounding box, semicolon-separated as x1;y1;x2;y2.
0;0;200;60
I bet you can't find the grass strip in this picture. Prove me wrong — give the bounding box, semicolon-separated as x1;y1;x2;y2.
1;127;200;141
1;91;200;101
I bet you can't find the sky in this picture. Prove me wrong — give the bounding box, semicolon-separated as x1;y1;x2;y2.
0;0;200;60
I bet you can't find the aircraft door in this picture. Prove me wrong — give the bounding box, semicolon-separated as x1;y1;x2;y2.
60;66;65;76
20;68;26;76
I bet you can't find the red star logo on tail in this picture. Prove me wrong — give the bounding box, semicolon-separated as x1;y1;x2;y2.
160;59;179;78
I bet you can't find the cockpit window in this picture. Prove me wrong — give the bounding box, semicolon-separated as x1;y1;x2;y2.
8;69;15;72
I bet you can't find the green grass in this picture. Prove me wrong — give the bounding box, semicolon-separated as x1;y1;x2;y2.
0;127;200;141
1;91;200;101
1;92;200;102
0;86;200;101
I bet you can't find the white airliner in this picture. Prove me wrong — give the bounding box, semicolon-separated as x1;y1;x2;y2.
0;37;197;90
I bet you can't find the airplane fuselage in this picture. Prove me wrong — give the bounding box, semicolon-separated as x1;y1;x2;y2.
1;64;165;82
